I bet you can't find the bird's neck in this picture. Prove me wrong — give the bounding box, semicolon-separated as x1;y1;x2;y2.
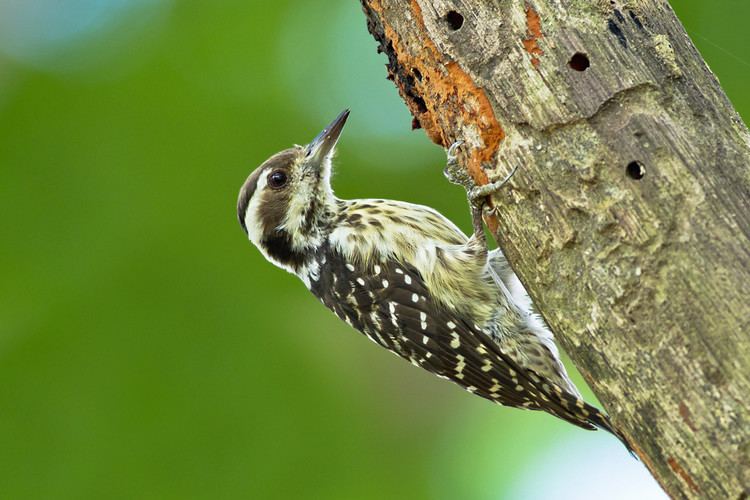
260;191;340;274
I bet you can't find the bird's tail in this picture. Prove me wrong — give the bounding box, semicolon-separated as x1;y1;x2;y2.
586;407;637;457
533;375;637;457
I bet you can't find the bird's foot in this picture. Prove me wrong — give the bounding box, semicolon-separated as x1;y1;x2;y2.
469;198;489;248
467;164;519;208
443;140;519;247
443;140;473;188
467;164;519;241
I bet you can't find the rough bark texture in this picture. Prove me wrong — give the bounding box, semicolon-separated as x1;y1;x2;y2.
360;1;750;498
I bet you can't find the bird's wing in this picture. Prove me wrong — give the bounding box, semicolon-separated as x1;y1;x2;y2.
309;248;614;433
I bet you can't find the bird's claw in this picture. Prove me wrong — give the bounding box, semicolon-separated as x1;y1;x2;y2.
468;164;519;204
444;141;519;242
447;139;464;160
444;140;470;187
467;164;519;241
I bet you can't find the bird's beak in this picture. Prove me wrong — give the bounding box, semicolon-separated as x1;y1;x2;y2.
305;109;350;166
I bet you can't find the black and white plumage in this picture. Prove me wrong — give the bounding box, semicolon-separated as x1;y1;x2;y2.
237;110;630;448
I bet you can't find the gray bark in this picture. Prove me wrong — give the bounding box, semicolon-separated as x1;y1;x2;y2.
359;1;750;498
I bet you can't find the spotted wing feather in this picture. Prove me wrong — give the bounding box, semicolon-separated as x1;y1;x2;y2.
309;247;625;437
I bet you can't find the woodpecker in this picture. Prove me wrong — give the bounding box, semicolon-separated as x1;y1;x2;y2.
237;110;630;449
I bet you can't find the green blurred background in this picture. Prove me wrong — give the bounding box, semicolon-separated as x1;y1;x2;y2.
0;1;746;498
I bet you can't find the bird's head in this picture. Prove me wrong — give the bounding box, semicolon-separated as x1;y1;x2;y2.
237;109;349;271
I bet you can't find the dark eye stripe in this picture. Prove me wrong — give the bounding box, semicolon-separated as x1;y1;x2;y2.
237;147;303;234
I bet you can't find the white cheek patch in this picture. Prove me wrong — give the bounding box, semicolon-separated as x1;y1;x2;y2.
244;172;269;248
242;172;297;275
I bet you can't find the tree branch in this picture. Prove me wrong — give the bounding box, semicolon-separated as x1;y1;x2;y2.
360;0;750;498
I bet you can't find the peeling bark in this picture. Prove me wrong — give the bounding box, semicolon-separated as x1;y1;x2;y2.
360;1;750;498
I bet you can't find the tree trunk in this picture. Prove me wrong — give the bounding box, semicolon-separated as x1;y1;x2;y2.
359;1;750;498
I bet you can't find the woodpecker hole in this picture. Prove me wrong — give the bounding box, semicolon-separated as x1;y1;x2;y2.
445;11;464;30
626;161;645;179
569;52;590;71
413;95;428;113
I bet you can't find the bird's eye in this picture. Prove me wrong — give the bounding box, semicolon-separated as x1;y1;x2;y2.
267;170;288;189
